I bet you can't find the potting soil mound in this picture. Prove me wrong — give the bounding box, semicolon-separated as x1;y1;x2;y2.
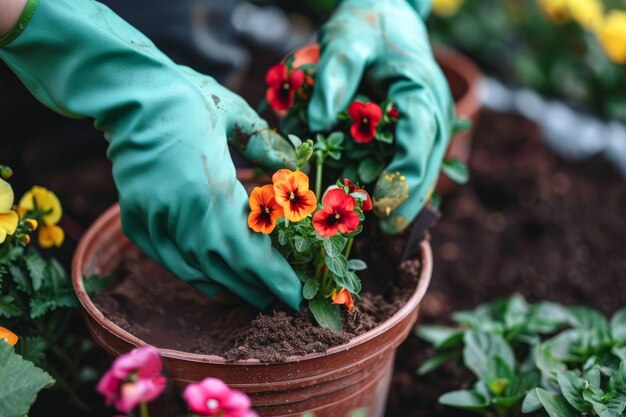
93;239;422;362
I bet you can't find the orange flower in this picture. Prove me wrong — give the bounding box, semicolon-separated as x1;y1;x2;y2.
273;170;317;222
0;326;18;346
248;185;284;235
331;288;354;312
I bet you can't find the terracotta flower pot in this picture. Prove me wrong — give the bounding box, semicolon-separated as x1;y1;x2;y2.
434;47;483;194
72;203;433;417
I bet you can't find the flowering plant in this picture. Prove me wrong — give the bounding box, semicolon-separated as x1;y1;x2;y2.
249;46;468;330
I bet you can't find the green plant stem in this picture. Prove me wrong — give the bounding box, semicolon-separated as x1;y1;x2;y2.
140;402;149;417
344;238;354;260
315;150;324;201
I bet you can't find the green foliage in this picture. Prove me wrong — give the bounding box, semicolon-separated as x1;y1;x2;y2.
417;295;626;416
441;158;470;185
0;342;55;417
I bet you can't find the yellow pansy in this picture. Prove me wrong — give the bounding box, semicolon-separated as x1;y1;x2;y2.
538;0;571;24
0;179;19;245
18;186;64;248
432;0;464;17
18;186;62;226
597;10;626;64
568;0;604;32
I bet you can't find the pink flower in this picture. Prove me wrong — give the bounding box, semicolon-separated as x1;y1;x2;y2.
183;377;258;417
97;346;167;413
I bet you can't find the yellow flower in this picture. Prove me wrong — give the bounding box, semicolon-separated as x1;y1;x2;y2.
597;10;626;64
0;179;19;245
18;186;64;248
568;0;604;32
538;0;571;24
432;0;464;17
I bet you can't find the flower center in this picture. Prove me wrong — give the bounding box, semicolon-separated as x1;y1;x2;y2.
264;207;271;214
361;117;369;124
207;399;220;411
290;192;296;200
282;82;291;91
334;213;341;219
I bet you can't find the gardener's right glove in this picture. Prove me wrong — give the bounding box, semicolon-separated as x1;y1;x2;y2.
0;0;303;310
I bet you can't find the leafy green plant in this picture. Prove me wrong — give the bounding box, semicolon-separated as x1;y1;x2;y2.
0;341;55;417
417;295;626;417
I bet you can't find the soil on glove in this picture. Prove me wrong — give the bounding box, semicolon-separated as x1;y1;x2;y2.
93;232;423;362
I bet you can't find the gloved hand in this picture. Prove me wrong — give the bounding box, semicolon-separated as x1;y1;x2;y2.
308;0;455;235
0;0;303;310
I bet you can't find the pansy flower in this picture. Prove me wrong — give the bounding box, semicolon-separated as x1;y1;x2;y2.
265;63;305;111
18;186;64;248
183;377;258;417
312;188;360;237
0;179;18;245
273;170;317;222
248;185;284;235
331;288;354;312
348;101;383;143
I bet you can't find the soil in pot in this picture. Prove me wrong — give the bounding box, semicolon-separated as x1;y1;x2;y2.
92;231;423;362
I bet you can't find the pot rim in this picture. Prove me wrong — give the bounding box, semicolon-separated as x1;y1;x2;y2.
73;207;432;366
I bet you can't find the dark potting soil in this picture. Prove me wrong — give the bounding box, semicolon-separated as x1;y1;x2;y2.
93;237;422;363
386;110;626;417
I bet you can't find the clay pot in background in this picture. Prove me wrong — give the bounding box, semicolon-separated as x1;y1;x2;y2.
434;47;483;194
72;204;433;417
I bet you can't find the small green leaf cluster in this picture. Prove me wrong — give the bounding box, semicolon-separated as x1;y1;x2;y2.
417;294;626;417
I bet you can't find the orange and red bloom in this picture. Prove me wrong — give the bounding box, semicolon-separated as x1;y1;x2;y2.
343;179;373;212
312;188;360;238
348;101;383;143
0;326;18;346
248;185;284;235
265;63;305;111
331;288;354;312
273;170;317;222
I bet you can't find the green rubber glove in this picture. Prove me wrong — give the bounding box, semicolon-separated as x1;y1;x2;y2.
308;0;455;235
0;0;303;310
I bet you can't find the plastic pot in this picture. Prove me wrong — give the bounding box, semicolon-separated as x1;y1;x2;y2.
72;204;433;417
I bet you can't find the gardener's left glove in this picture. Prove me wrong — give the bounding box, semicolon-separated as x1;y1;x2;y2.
308;0;455;234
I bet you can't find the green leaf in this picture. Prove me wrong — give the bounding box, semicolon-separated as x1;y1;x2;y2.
609;362;626;395
346;408;368;417
429;191;441;210
0;295;22;318
8;265;31;294
0;342;55;417
375;131;393;144
416;325;463;350
327;132;344;146
334;271;361;294
325;255;348;278
584;367;601;389
358;158;385;184
278;230;288;246
24;250;46;292
308;298;342;331
522;389;543;413
14;337;48;366
287;134;303;148
347;259;367;271
294;236;311;253
536;388;580;417
507;369;540;398
83;274;113;296
503;293;529;330
302;279;319;300
556;370;591;412
613;346;626;362
441;159;470;185
611;307;626;345
583;389;626;417
417;350;458;375
452;118;472;134
323;236;347;257
568;307;610;333
486;356;513;396
463;331;515;380
526;302;571;334
438;390;489;411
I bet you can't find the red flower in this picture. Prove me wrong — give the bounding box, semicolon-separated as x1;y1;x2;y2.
343;179;373;211
388;107;400;120
312;189;360;237
265;63;305;111
348;101;383;143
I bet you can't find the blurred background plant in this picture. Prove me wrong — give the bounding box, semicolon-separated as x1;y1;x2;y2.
428;0;626;122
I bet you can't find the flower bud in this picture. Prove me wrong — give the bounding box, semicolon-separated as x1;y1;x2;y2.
24;218;38;231
0;166;13;180
296;140;314;167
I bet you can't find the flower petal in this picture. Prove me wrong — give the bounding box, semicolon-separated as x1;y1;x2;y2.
38;225;65;248
348;101;367;120
288;68;305;91
115;377;166;413
0;179;14;212
312;209;339;238
265;63;288;88
272;169;293;184
112;346;162;380
0;211;19;238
